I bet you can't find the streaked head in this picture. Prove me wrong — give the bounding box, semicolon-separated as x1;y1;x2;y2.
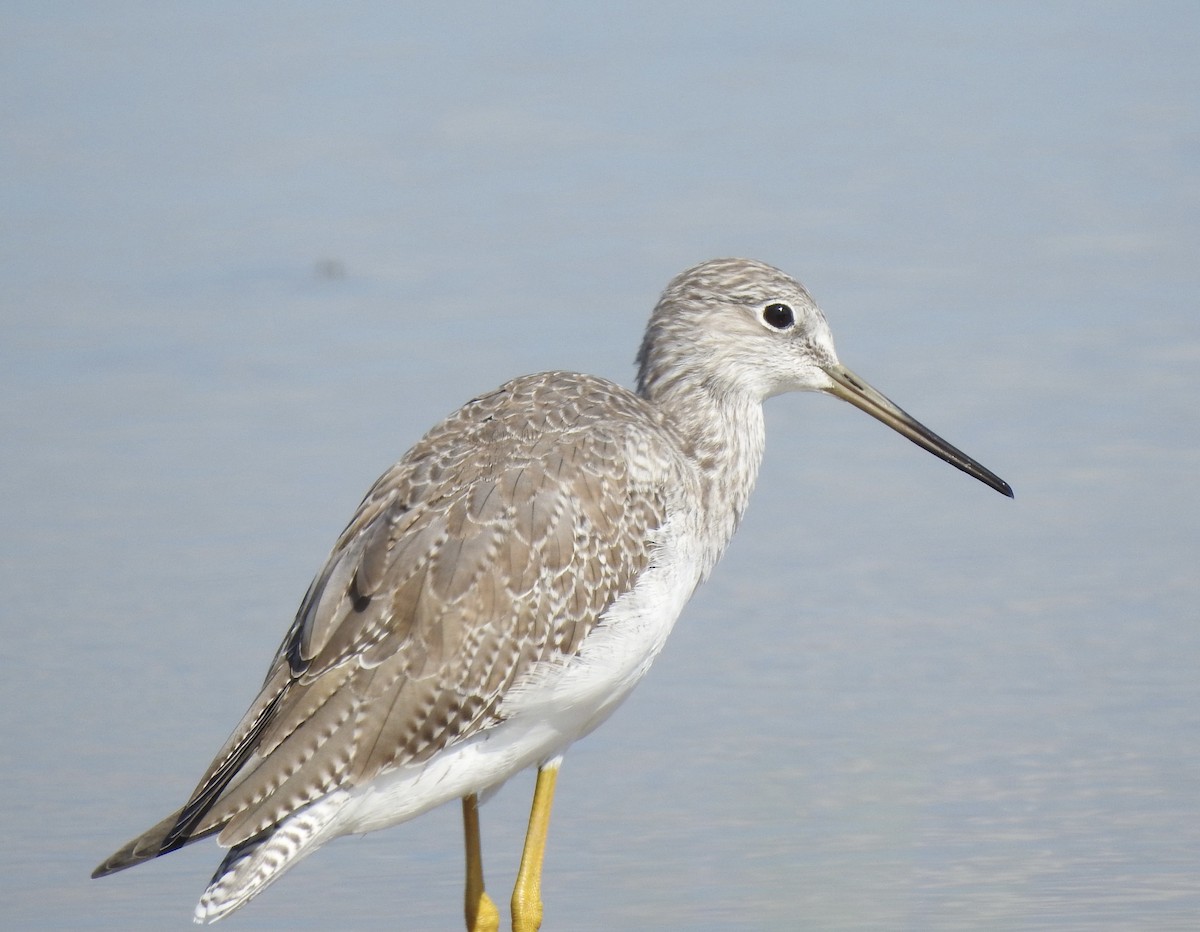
637;258;1012;497
637;257;839;402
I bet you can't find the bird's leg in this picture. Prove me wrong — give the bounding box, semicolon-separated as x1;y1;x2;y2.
511;761;560;932
462;794;499;932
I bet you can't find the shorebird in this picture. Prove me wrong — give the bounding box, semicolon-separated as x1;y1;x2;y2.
93;258;1012;929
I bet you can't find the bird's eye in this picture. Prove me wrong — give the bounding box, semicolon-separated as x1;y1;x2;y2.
762;303;795;330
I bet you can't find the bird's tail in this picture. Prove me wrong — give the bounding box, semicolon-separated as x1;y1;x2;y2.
92;807;193;878
193;789;350;924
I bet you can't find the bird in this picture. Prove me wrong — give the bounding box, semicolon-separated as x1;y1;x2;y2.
92;258;1012;930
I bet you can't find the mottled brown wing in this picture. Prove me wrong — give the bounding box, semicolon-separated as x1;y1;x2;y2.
102;373;678;867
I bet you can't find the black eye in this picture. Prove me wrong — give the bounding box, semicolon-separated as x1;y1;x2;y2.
762;303;794;330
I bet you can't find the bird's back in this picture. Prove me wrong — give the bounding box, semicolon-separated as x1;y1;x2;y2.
95;370;693;876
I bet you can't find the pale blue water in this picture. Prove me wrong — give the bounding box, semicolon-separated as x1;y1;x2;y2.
3;4;1198;929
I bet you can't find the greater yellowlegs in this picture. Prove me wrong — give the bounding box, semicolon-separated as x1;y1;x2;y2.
93;258;1012;929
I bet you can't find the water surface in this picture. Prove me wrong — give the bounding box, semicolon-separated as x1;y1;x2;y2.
3;4;1197;929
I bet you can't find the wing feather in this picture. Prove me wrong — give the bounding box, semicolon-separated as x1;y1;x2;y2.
95;372;680;872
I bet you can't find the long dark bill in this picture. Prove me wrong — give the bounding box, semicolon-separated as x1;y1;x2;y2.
823;363;1014;498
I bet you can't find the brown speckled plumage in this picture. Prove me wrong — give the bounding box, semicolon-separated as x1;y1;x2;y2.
95;371;687;870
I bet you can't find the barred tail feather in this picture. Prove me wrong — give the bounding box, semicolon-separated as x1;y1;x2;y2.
193;790;350;924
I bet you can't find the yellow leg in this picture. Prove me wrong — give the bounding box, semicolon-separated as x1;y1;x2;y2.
511;762;560;932
462;794;499;932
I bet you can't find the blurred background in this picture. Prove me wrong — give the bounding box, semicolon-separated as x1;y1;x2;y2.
2;3;1197;929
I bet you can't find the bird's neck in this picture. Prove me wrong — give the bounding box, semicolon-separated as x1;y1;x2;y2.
649;381;767;570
